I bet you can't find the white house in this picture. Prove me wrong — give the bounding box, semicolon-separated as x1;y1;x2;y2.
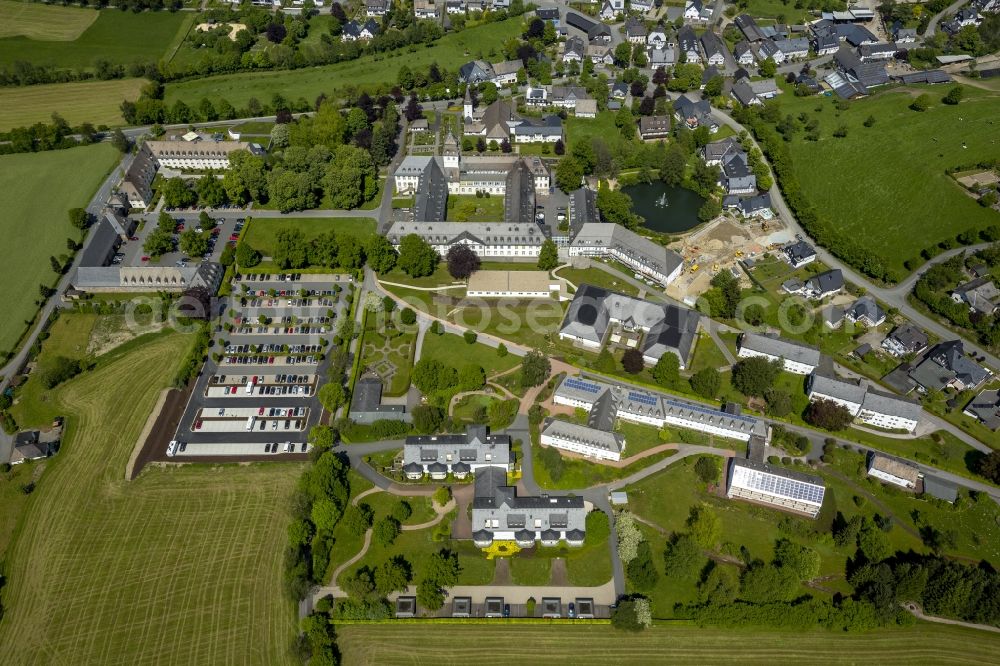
541;419;624;461
737;332;821;375
867;453;919;489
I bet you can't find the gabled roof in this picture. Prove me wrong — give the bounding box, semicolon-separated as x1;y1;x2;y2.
740;332;821;366
806;269;844;295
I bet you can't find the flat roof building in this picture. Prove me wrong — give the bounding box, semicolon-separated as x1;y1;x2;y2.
466;270;557;299
867;453;919;489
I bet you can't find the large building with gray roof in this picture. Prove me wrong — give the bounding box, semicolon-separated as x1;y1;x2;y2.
806;370;922;432
567;223;684;285
727;457;826;518
559;284;700;367
472;465;587;547
403;425;511;480
737;332;821;374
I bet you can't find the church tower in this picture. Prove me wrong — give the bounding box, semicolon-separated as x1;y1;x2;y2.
463;85;474;122
443;131;460;170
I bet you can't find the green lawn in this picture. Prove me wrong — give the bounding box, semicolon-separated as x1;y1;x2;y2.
688;332;731;373
741;0;813;22
420;332;520;378
165;19;524;108
359;322;417;396
556;266;641;297
241;216;375;258
0;144;119;356
509;554;552;585
0;332;305;664
0;77;146;130
0;0;97;41
9;313;97;428
0;7;191;69
775;85;1000;279
337;623;1000;665
446;194;505;222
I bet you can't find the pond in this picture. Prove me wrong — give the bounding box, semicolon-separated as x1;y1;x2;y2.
620;181;706;234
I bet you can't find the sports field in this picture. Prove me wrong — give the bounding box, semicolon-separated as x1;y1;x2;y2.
0;333;304;664
0;6;191;69
0;144;118;356
165;18;524;108
0;77;145;130
778;85;1000;278
0;0;98;40
336;623;1000;665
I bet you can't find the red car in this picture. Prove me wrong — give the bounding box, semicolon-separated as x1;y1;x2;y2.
268;356;275;364
129;235;139;241
176;224;185;232
258;407;265;416
141;255;150;262
212;228;221;236
193;419;202;430
229;234;239;241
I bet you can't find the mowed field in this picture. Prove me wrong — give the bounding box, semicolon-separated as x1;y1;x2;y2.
0;333;305;664
0;77;145;130
0;144;118;355
0;0;97;40
165;18;524;108
242;216;376;255
337;624;1000;665
779;85;1000;278
0;5;191;69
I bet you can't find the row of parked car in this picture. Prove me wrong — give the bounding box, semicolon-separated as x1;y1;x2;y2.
244;297;337;308
264;442;305;453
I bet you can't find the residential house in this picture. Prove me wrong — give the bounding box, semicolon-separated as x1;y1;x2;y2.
459;59;495;84
446;0;466;14
806;372;922;432
731;79;760;106
638;115;672;140
648;24;668;48
700;31;728;66
908;340;991;392
683;0;713;21
631;0;654;11
786;268;844;299
575;98;598;118
402;425;511;480
737;332;821;374
547;85;591;110
756;39;785;64
813;31;840;55
120;143;157;208
867;453;920;489
341;19;379;41
673;96;716;131
588;22;613;43
541;418;625;461
586;44;614;65
563;36;585;63
414;0;437;18
951;276;1000;315
734;40;756;65
783;240;817;268
845;295;886;327
600;0;617;21
536;4;560;26
525;86;548;106
625;16;648;44
491;60;522;86
882;323;929;357
774;37;809;60
11;425;61;465
677;25;701;63
736;193;772;217
710;140;756;194
892;23;917;43
749;78;780;99
610;80;629;99
963;389;1000;430
365;0;389;16
647;46;676;67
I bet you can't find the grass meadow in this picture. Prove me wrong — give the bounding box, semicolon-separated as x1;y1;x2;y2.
0;6;191;69
0;143;118;355
241;216;375;258
776;84;1000;278
0;78;145;130
0;332;305;664
164;18;525;108
336;623;1000;665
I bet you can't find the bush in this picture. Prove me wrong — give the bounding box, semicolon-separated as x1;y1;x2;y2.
538;445;565;481
40;355;82;389
433;486;452;507
463;330;478;344
695;456;720;483
373;517;401;547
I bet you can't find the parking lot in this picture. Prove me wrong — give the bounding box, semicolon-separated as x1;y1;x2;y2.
120;213;246;268
168;273;354;459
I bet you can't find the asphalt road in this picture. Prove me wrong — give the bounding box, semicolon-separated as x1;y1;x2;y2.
925;0;970;38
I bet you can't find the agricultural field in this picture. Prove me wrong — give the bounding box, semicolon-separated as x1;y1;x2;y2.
164;18;525;109
0;332;304;664
0;5;191;69
0;77;145;130
0;143;119;356
0;0;97;41
336;623;1000;665
241;216;376;258
775;85;1000;278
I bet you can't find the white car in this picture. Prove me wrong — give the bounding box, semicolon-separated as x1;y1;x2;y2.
167;440;179;457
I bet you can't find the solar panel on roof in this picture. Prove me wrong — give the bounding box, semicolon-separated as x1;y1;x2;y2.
734;466;825;505
565;378;602;393
628;391;658;406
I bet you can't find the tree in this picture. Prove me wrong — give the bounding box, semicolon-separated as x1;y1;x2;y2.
412;358;456;394
731;356;782;397
235;243;261;268
910;94;932;111
196;172;227;208
661;145;688;187
458;364;485;391
110;128;131;153
622;348;645;374
858;519;892;562
704;75;724;98
614;41;633;67
555;156;584;193
773;539;821;581
312;376;346;414
179;229;208;258
651;352;679;387
764;388;792;417
976;450;1000;483
698;198;722;223
942;85;964;105
739;563;799;603
627;541;660;591
365;235;398;273
373;517;401;547
537;239;559;270
615;511;642;564
520;350;550;388
400;307;417;326
161;177;197;208
143;229;173;258
68;208;91;230
273;228;309;269
687;504;720;549
342;503;374;537
689;367;720;398
374;556;412;596
663;533;705;580
611;599;651;631
694;457;719;484
497;343;508;357
803;398;853;431
412;405;444;434
446;244;481;279
397;234;438;277
759;57;777;77
596;188;641;230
